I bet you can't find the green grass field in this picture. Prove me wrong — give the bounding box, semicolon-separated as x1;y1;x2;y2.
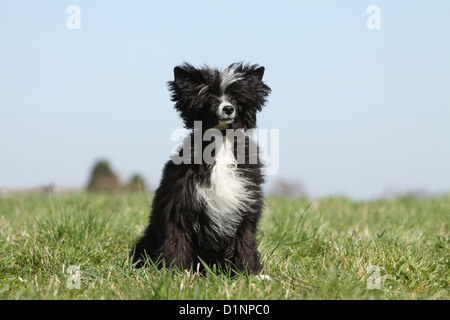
0;193;448;300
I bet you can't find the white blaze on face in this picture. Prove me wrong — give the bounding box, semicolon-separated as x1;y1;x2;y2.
220;65;243;92
217;96;233;115
214;95;235;129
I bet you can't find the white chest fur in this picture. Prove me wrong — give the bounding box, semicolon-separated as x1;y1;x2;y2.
195;137;255;239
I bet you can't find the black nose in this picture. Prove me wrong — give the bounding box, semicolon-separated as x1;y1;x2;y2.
223;105;234;115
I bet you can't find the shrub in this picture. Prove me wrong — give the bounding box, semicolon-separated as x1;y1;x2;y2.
86;160;121;193
125;174;148;193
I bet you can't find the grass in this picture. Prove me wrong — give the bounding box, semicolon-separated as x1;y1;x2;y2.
0;192;448;300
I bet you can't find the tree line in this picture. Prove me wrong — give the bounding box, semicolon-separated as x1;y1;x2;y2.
86;160;148;193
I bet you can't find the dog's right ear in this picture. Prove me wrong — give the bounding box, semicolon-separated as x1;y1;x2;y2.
173;64;203;86
173;66;191;83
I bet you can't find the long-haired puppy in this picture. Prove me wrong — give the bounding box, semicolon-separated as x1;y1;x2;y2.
131;62;271;274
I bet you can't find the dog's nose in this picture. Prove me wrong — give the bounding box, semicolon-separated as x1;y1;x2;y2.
223;105;234;115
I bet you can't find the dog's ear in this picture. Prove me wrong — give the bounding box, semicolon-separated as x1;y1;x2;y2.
250;66;265;81
173;66;191;83
173;64;203;85
246;65;271;113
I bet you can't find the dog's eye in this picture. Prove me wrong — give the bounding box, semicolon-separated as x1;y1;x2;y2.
208;94;217;101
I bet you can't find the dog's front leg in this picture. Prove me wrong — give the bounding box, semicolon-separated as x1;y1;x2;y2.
161;224;195;271
224;220;262;275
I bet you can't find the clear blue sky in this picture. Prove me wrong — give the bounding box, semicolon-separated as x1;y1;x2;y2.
1;1;449;199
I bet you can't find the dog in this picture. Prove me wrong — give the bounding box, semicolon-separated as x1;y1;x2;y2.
131;62;271;274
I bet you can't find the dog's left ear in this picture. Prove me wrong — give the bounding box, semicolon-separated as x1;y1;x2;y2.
250;66;265;81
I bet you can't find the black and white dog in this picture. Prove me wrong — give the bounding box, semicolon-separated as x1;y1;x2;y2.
131;62;271;274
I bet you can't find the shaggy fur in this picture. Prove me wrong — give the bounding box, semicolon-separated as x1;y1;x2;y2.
131;62;271;274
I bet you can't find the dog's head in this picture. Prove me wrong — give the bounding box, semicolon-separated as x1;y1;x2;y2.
168;62;271;130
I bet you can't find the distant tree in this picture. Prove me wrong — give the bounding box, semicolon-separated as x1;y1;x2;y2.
379;186;430;200
125;174;148;193
86;160;121;193
269;178;308;198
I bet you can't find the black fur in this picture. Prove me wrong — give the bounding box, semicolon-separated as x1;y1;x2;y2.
131;62;271;274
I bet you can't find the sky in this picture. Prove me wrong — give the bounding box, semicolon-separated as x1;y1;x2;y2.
1;1;449;200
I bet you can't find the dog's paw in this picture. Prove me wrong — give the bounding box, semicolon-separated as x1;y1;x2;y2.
255;274;272;281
